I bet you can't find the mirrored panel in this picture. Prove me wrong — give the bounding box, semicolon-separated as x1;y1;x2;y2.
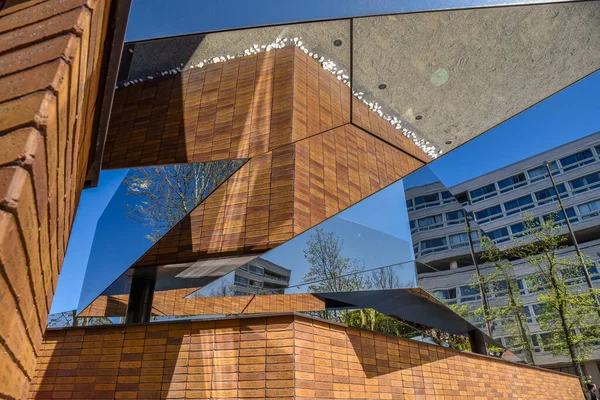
352;1;600;157
77;160;246;313
409;69;600;371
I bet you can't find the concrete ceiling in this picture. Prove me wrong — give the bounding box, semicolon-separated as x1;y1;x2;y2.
353;1;600;153
118;2;600;157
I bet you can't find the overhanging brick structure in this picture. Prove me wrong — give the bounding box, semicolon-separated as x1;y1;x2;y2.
96;46;427;283
30;314;582;399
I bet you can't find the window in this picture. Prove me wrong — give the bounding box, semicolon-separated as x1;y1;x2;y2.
535;183;567;205
498;173;527;192
469;183;497;202
459;286;481;303
517;279;527;295
510;222;526;236
485;227;510;243
543;207;577;224
491;280;508;297
406;199;413;209
522;306;534;324
504;195;534;215
234;275;249;285
559;149;594;171
409;220;416;231
249;265;264;276
449;233;470;249
421;237;447;254
475;205;503;223
417;214;444;230
249;279;262;288
441;191;455;204
527;162;558;182
414;193;440;209
433;288;457;302
578;199;600;218
569;172;600;194
446;210;465;225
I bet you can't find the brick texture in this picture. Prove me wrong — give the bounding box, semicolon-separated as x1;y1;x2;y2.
80;288;444;319
0;0;114;397
131;124;423;268
28;314;582;399
80;292;327;318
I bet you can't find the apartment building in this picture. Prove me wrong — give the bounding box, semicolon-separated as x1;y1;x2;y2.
232;258;292;296
409;132;600;379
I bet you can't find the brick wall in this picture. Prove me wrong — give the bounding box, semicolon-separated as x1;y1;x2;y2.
29;314;582;399
0;0;113;398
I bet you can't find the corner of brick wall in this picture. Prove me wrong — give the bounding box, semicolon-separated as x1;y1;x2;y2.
0;0;113;397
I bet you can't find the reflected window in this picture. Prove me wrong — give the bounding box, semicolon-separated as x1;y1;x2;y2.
469;183;497;203
234;275;249;285
249;265;264;276
414;193;440;209
498;173;527;193
535;183;568;205
475;205;503;224
559;149;594;171
446;210;465;225
569;172;600;194
486;227;510;243
527;162;558;183
577;199;600;219
504;195;534;216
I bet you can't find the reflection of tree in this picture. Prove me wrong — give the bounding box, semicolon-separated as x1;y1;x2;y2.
47;310;111;328
209;280;235;297
302;229;419;338
124;161;244;242
303;228;367;293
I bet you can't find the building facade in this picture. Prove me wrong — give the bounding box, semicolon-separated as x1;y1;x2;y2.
411;131;600;380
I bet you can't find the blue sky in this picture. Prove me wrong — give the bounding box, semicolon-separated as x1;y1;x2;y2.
51;0;600;313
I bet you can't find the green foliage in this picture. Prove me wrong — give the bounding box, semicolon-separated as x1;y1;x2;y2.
480;235;536;365
302;229;417;337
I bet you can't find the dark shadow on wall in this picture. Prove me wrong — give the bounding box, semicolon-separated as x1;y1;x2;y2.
31;323;185;399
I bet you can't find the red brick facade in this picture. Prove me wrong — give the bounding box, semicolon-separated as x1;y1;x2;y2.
0;0;114;397
30;314;582;399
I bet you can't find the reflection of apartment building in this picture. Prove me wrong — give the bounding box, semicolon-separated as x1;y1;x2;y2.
233;258;291;296
410;132;600;379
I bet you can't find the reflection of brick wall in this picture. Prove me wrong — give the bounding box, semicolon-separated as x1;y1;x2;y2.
135;125;423;267
0;1;113;397
80;292;327;317
29;314;581;399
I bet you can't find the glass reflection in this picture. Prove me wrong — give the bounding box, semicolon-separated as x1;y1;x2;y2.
77;160;246;313
410;127;600;374
352;2;600;157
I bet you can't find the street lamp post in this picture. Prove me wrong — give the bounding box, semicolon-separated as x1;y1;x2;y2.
544;161;600;318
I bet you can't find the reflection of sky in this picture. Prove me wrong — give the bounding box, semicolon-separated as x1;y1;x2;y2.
126;0;564;41
77;171;154;313
263;216;416;290
430;72;600;187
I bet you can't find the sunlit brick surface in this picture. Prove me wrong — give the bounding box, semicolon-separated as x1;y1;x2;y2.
29;314;582;399
0;0;114;397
